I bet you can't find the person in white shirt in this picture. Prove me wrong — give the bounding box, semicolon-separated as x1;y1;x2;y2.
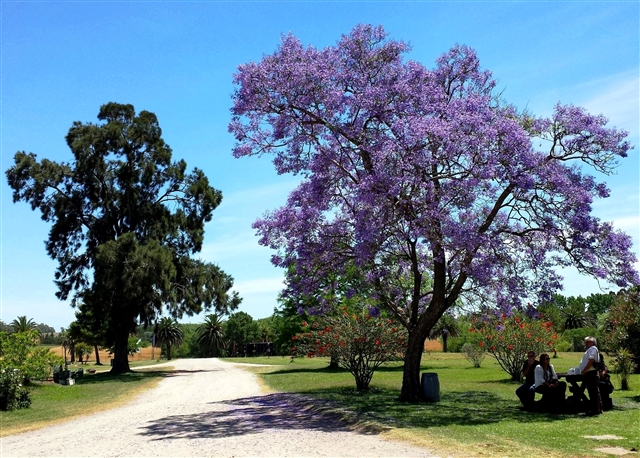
532;353;566;412
578;336;603;416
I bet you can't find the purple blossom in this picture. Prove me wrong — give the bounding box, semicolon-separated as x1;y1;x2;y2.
230;24;638;397
367;306;381;317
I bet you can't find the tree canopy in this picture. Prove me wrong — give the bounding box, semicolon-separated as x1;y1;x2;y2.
224;311;260;356
229;25;638;401
6;102;241;373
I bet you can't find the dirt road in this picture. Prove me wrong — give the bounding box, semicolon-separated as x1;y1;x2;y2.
1;358;435;457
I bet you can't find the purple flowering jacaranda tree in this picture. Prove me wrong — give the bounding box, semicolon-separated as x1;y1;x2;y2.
229;25;638;402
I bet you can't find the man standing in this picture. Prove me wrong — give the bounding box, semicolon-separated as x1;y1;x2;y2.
579;336;603;416
515;351;539;409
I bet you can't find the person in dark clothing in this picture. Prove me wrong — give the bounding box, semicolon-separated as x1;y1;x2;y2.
515;351;539;409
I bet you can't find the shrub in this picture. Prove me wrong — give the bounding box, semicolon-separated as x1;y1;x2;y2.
554;338;573;352
472;314;558;381
611;349;637;390
602;287;640;371
292;308;408;391
446;320;476;353
16;387;32;409
462;343;485;368
74;343;93;363
21;347;64;381
0;368;31;411
0;330;63;383
447;337;467;353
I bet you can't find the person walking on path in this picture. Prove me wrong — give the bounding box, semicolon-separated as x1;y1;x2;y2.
515;351;539;409
578;336;603;416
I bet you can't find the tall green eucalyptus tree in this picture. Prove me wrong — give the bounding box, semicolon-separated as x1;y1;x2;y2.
6;103;240;373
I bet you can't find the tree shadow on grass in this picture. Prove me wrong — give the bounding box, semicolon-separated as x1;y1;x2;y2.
259;366;350;376
137;388;568;442
310;388;570;430
272;364;452;375
374;365;413;373
614;394;640;406
74;369;172;384
162;369;224;377
479;377;519;384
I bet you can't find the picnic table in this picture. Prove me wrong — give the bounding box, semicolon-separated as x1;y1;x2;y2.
556;372;589;403
556;371;614;412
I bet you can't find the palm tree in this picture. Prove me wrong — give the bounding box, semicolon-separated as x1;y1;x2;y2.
258;322;272;342
154;317;184;360
428;313;460;353
10;316;37;333
197;314;226;357
561;299;596;330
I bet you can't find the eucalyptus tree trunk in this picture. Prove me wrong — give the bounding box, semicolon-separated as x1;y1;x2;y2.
110;329;131;374
94;345;102;365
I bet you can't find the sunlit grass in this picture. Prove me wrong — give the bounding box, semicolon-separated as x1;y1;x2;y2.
225;352;640;458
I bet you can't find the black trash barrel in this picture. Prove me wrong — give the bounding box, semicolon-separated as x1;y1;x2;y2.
421;372;440;402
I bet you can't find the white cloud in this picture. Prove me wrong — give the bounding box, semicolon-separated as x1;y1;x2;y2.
580;71;639;136
611;215;640;236
528;70;640;142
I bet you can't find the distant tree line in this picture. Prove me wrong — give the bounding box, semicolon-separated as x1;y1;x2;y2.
435;290;639;375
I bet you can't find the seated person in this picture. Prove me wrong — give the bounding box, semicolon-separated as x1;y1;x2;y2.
532;353;566;412
597;357;614;411
515;351;539;409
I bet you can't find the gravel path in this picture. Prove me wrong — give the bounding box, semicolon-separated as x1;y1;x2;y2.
1;358;436;457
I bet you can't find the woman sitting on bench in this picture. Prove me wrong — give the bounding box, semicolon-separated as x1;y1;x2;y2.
532;353;567;412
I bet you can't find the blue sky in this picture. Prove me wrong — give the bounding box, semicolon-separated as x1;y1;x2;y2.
1;1;638;330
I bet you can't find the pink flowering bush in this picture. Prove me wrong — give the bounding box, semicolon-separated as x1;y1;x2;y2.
292;308;408;391
471;315;558;381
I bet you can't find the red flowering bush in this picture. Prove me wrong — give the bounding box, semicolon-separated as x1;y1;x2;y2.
292;308;408;390
471;314;558;381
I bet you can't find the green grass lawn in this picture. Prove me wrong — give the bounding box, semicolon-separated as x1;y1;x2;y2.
0;366;171;436
224;353;640;458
